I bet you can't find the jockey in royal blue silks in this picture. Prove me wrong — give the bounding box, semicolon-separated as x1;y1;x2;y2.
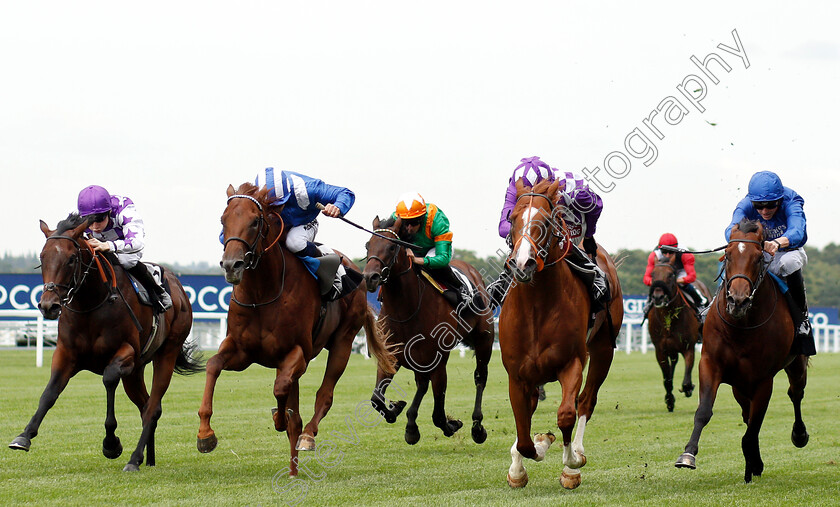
725;170;815;355
255;167;355;295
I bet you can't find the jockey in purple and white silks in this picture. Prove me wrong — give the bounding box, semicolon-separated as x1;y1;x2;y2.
254;167;355;295
488;156;608;311
77;185;172;312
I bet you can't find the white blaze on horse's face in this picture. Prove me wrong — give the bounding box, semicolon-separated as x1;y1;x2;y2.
738;242;746;254
515;206;539;270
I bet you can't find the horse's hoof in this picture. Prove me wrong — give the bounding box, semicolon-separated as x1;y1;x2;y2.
444;418;463;437
384;401;406;423
573;452;587;469
9;436;31;452
123;463;140;472
471;422;487;444
560;467;581;489
683;385;695;398
791;429;810;448
675;452;696;469
197;434;218;454
296;434;316;451
272;408;287;432
405;427;420;445
102;437;123;459
507;470;528;488
537;385;547;401
665;394;675;412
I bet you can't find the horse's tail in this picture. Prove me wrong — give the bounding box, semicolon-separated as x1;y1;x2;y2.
364;305;397;375
174;338;206;376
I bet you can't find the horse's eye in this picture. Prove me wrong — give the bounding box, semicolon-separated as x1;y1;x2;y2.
251;218;259;228
388;244;396;253
68;254;77;265
364;242;369;250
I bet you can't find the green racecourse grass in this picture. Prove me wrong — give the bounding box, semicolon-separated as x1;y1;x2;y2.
1;349;838;506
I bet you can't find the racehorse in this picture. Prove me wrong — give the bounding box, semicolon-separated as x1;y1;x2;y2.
675;219;809;483
362;215;494;445
9;215;201;471
500;179;623;489
647;258;711;411
197;183;396;477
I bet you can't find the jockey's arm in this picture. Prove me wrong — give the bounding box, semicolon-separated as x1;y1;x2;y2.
643;251;656;286
679;253;697;284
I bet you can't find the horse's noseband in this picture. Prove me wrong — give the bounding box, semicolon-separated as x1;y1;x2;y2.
366;228;404;284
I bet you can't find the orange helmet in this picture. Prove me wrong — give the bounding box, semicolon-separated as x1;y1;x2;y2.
658;233;678;247
395;192;427;219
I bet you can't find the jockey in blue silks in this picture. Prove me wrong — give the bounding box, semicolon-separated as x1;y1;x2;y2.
725;170;814;354
223;168;355;295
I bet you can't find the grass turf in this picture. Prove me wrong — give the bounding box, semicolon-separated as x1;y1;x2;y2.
1;348;838;506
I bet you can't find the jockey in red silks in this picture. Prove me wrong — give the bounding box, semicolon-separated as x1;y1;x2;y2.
77;185;172;313
487;156;609;311
642;232;707;320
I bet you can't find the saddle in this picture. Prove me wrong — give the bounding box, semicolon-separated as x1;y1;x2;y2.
420;266;481;314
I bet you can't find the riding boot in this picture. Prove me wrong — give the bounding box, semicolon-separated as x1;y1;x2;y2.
785;270;816;355
297;242;342;296
680;283;707;325
436;266;476;315
642;295;653;320
567;246;610;313
127;263;172;313
487;265;514;309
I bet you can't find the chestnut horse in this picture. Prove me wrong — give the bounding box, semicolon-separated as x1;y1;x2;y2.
197;183;396;476
10;215;201;471
363;215;494;445
500;179;623;489
648;258;711;411
675;219;809;483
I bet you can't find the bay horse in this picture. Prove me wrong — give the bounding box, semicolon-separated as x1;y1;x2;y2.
675;219;809;483
500;178;623;489
648;258;711;411
9;215;201;471
362;215;494;445
197;183;396;476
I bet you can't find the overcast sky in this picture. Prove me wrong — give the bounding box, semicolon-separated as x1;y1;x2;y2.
2;1;838;265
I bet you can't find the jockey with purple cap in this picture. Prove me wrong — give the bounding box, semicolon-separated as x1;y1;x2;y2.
487;156;609;310
725;170;814;355
77;185;172;312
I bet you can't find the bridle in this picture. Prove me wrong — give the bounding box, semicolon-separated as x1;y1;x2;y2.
649;262;678;306
365;227;423;323
224;194;287;308
507;191;571;271
223;194;284;270
365;228;414;285
717;237;777;328
42;234;116;312
723;238;769;307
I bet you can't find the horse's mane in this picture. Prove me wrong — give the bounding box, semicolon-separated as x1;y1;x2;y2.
55;213;87;235
512;178;559;218
234;182;272;207
737;218;762;236
378;216;398;229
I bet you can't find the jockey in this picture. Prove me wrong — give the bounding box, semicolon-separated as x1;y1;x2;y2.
255;167;355;295
642;233;707;320
725;170;814;354
488;156;609;310
392;192;478;313
77;185;172;313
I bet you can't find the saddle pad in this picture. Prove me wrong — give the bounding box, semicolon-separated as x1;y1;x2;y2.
451;267;477;297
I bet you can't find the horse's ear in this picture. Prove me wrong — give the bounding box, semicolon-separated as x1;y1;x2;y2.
548;179;560;196
393;216;402;229
226;184;235;197
39;220;54;238
515;178;526;194
372;215;380;229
